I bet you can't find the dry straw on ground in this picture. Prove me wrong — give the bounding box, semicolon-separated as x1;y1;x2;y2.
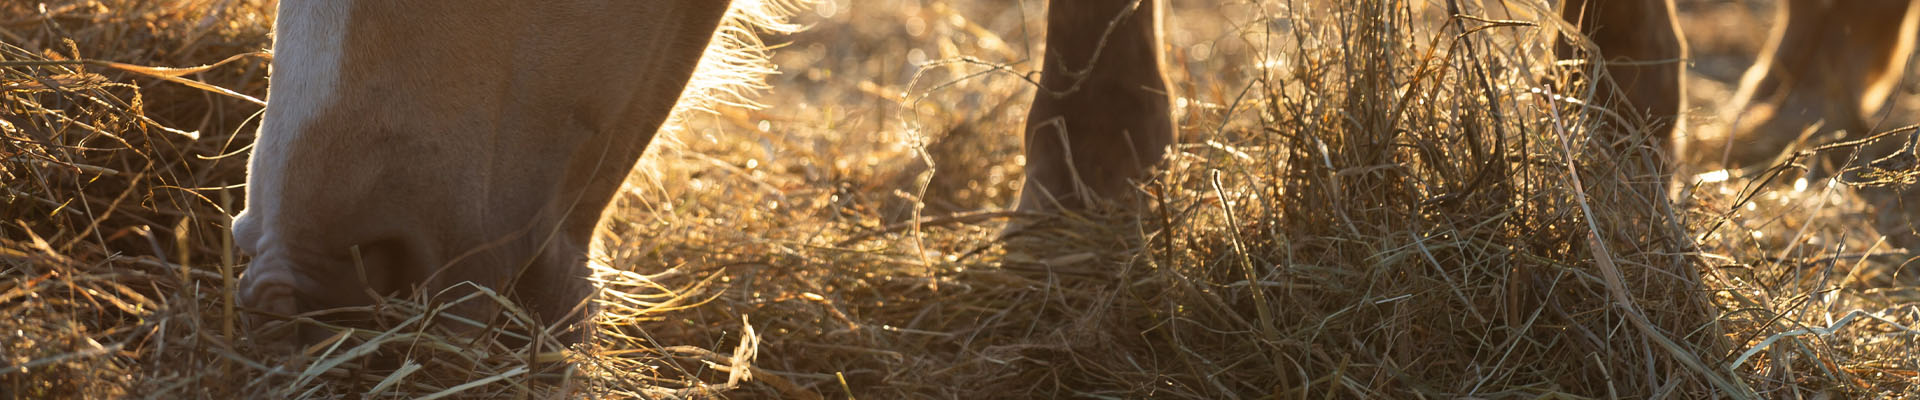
4;0;1917;398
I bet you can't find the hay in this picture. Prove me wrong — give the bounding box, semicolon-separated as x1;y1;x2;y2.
3;0;1916;398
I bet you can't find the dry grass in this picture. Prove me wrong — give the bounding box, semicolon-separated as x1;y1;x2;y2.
4;0;1917;398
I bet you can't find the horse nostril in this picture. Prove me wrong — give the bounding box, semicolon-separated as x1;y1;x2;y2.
236;258;302;346
239;274;298;318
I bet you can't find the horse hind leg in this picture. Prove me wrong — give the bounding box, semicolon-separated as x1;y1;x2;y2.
1558;0;1688;170
1725;0;1920;172
1726;0;1920;249
1556;0;1688;203
1017;0;1176;212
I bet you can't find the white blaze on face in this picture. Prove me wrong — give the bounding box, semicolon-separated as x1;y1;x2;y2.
231;1;352;258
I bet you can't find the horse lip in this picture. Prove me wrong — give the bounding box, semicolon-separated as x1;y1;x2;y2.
230;208;266;257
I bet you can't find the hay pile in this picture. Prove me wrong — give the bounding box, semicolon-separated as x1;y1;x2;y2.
3;0;1915;398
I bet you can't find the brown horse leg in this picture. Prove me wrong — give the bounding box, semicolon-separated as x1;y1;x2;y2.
1558;0;1688;172
1017;0;1176;212
1724;0;1920;248
1725;0;1920;170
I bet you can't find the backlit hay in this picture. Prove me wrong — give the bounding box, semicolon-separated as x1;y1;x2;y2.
4;0;1916;398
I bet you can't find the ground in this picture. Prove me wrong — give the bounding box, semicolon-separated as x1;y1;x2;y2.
2;0;1916;398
